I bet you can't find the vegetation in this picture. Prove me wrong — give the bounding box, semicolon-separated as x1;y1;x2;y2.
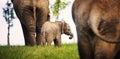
0;43;79;59
3;0;15;45
51;0;70;19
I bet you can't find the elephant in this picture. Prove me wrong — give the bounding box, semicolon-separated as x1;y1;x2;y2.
39;21;73;47
11;0;50;46
72;0;120;59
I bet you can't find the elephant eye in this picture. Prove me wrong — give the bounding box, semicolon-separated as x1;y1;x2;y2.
68;28;70;31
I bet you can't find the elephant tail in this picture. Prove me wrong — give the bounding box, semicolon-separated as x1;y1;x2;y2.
41;24;46;40
33;0;36;21
41;28;46;45
89;18;120;43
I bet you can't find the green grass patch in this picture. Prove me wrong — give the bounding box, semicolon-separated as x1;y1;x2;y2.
0;43;79;59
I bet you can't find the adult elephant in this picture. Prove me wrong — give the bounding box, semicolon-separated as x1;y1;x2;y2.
11;0;50;46
72;0;120;59
40;21;73;47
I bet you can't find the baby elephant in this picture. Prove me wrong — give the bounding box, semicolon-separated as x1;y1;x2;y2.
40;21;73;47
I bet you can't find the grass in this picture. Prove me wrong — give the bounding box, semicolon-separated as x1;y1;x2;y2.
0;43;79;59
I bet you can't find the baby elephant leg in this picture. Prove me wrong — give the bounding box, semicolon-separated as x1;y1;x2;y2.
41;37;46;46
56;36;61;47
46;36;53;46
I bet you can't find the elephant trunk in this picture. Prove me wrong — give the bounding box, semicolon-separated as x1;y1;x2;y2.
89;18;120;43
69;33;73;39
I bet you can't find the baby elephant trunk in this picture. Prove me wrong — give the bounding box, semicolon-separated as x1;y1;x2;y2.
69;33;73;39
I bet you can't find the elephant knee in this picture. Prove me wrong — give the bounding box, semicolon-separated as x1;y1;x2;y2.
56;39;61;47
28;25;36;32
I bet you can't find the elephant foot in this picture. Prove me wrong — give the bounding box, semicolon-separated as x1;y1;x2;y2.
25;32;36;46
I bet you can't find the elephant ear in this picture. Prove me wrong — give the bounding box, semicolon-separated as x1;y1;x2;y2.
91;18;120;43
61;21;64;34
61;20;66;34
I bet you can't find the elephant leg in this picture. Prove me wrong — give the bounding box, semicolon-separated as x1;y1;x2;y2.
46;36;53;46
36;32;46;46
95;38;116;59
17;5;37;46
36;33;41;45
42;39;46;46
36;33;45;45
56;36;61;47
47;41;52;46
77;31;93;59
36;8;48;45
36;0;49;45
54;39;61;47
21;23;36;46
41;34;46;46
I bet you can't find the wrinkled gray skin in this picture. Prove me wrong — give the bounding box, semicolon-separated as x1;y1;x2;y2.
72;0;120;59
11;0;50;46
39;21;73;47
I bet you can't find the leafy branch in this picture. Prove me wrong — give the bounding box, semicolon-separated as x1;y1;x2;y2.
51;0;70;19
3;0;15;45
